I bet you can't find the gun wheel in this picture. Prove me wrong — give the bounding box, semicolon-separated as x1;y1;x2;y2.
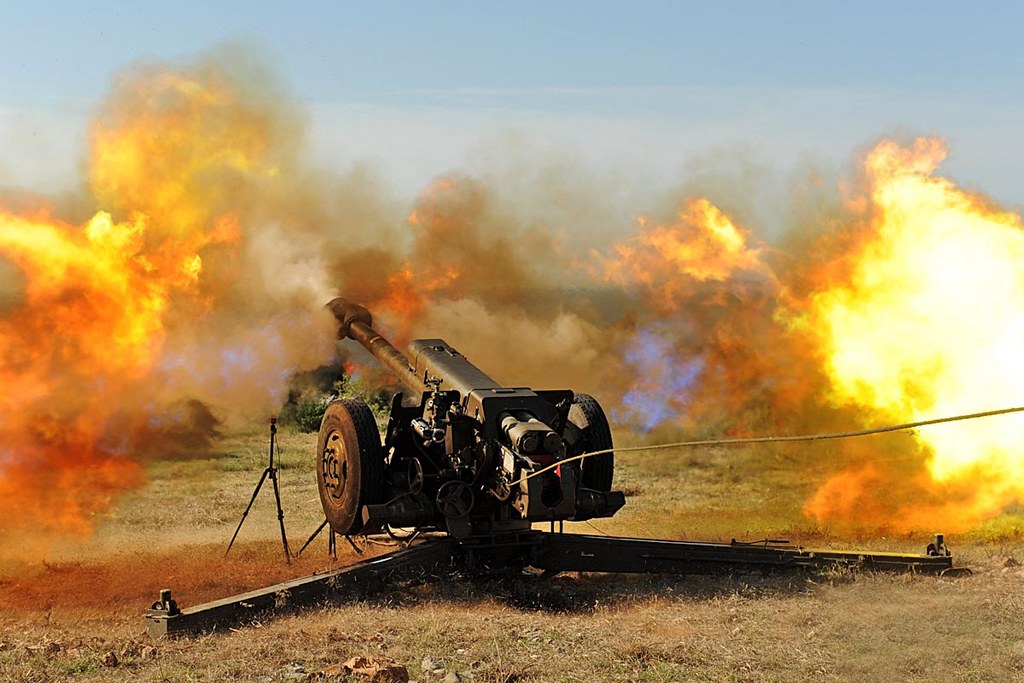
317;399;386;535
567;393;615;491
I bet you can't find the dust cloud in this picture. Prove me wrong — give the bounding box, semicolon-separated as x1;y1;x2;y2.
1;45;1020;546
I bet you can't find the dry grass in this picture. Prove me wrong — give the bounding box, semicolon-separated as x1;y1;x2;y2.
2;425;1023;682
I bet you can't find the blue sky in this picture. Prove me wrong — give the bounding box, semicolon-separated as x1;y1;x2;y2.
4;2;1021;101
2;1;1023;213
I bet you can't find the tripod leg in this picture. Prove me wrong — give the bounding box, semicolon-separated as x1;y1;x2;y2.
226;469;270;556
297;519;328;558
344;535;363;555
269;468;291;564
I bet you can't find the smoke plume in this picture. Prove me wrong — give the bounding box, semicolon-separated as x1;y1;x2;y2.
1;47;1022;544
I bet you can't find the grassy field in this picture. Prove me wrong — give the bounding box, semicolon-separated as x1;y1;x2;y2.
1;423;1022;682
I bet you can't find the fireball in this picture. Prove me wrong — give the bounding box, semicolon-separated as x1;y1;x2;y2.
0;60;281;538
804;137;1024;528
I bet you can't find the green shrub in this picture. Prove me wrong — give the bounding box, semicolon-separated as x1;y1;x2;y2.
279;364;395;433
333;376;392;417
288;390;335;433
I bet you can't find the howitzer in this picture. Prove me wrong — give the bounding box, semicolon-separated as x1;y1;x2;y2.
145;300;961;638
319;298;624;538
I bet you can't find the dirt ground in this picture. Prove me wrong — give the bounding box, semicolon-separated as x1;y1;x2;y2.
2;427;1022;682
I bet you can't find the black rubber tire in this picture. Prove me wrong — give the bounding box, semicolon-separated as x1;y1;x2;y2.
316;399;386;535
568;393;614;492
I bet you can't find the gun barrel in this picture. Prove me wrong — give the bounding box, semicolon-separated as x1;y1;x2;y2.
327;298;504;398
326;298;424;394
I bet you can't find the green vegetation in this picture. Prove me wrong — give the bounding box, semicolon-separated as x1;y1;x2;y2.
278;363;394;432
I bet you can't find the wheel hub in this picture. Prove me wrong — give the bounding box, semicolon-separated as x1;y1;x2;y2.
321;429;348;501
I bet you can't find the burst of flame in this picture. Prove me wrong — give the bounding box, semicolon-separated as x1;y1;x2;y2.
7;51;1023;544
603;137;1024;532
802;137;1024;529
605;198;784;431
377;262;429;328
607;199;769;312
0;209;180;535
0;64;274;537
362;178;477;338
90;69;274;239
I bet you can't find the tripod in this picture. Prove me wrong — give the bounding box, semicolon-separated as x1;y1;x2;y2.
225;417;291;563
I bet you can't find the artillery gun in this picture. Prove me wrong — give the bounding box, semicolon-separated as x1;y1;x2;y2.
317;298;623;540
145;300;959;637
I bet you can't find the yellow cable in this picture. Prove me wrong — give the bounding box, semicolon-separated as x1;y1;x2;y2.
516;404;1024;485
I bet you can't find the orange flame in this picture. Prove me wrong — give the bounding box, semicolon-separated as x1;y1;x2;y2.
603;137;1024;532
607;198;768;295
604;198;794;432
90;68;276;240
0;209;181;535
0;60;283;538
4;49;1021;544
361;177;487;338
802;137;1024;529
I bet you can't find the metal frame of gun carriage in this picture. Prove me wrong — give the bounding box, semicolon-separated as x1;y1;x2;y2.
146;299;957;638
